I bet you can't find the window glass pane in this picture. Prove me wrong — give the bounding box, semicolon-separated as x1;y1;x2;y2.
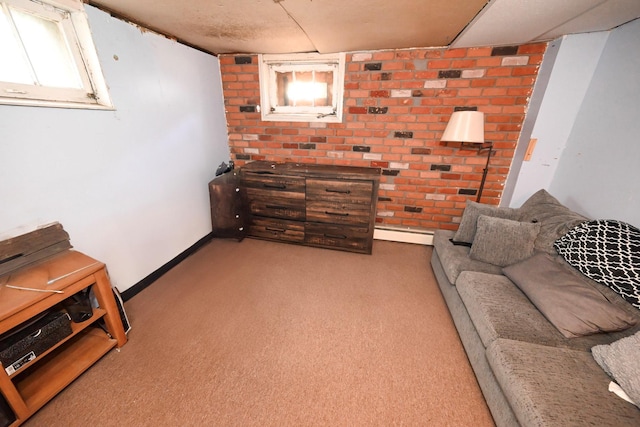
289;71;314;107
276;69;333;108
0;7;33;84
10;7;82;88
275;70;292;107
316;70;333;107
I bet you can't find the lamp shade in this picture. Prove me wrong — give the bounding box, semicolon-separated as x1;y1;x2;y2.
441;111;485;143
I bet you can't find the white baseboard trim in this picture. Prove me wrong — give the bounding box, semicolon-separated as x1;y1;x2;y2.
373;226;434;245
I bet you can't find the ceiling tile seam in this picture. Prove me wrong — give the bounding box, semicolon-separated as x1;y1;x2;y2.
533;0;610;41
275;0;319;53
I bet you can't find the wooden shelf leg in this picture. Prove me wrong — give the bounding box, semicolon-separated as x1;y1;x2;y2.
91;268;128;347
0;369;28;422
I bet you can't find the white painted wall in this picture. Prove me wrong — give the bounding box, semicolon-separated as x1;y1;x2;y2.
507;32;608;207
0;6;230;291
506;18;640;228
549;18;640;227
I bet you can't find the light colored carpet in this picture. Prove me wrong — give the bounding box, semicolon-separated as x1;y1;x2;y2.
26;238;494;426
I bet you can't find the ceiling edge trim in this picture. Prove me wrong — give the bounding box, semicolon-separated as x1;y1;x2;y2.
85;1;218;56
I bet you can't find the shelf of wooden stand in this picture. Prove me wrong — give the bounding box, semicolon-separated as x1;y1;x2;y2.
14;327;117;413
6;308;107;379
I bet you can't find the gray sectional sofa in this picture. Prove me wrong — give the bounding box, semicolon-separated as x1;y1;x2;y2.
430;189;640;426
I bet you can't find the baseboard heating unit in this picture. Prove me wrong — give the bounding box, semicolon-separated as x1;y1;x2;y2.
373;226;434;245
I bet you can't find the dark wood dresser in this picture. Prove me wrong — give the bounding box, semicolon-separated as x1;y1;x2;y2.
208;170;247;240
240;161;380;254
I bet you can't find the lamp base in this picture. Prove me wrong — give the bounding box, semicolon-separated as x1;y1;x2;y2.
476;141;493;202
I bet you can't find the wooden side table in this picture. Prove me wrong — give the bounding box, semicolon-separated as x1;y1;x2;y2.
0;250;127;426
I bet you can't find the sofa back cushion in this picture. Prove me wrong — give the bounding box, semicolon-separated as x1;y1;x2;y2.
518;189;588;254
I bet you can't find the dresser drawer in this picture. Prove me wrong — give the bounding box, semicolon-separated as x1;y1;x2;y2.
305;223;372;253
242;173;305;200
248;197;305;220
306;178;373;206
306;201;371;226
249;217;304;243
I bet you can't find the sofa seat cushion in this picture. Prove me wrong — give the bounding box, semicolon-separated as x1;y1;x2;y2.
456;270;640;351
457;271;565;348
486;338;640;427
432;230;502;284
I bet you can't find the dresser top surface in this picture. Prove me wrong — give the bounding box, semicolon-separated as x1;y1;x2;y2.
241;161;381;180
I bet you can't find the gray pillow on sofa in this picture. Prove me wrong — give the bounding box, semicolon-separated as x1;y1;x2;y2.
469;215;540;267
592;331;640;407
453;200;519;244
503;253;638;338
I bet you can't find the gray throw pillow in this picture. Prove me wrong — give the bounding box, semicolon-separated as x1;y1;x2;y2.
503;253;638;338
592;331;640;406
453;200;519;244
469;215;540;267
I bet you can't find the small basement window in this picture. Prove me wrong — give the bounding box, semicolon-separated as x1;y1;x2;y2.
0;0;112;109
258;52;345;123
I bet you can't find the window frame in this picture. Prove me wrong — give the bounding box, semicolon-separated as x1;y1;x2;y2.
0;0;113;109
258;52;345;123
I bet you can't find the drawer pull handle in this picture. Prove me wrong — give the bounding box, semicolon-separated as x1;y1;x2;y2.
325;188;350;194
324;233;347;239
266;227;286;233
325;211;349;217
266;205;288;210
264;183;286;189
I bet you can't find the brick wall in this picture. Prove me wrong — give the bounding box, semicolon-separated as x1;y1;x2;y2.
220;43;546;231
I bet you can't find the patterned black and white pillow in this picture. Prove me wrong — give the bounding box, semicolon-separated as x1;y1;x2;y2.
554;219;640;310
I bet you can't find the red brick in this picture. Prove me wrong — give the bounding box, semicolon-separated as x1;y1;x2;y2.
348;106;368;114
470;79;497;88
370;90;390;97
512;66;539;76
443;48;468;58
371;161;389;168
467;47;492;57
427;59;452;69
218;56;236;65
518;43;548;54
486;68;512;77
496;77;522;87
373;51;395;61
381;62;404;71
451;59;477;68
507;88;532;96
414;71;439;79
392;71;414;80
476;57;502;67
